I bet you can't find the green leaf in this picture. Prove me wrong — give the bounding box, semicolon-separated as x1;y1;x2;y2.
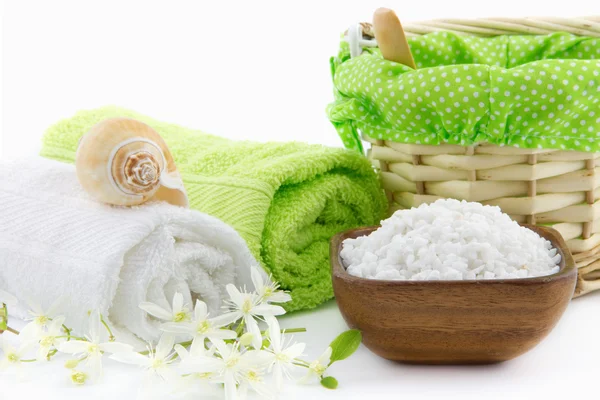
329;329;362;364
320;376;339;390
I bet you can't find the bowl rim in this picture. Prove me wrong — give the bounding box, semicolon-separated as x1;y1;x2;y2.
331;224;577;286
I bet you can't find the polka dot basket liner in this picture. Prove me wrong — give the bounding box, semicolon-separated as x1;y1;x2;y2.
327;17;600;297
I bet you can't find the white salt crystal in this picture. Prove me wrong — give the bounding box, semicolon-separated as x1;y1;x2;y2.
483;271;495;279
341;199;561;281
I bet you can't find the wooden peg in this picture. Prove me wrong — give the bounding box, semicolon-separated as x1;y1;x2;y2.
372;7;416;69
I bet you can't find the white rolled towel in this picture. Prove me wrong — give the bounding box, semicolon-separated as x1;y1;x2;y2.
0;157;261;340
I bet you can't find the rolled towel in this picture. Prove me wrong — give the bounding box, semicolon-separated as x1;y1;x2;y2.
0;157;259;340
41;107;387;311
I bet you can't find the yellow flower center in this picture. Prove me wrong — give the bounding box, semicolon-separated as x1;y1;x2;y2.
263;287;274;298
245;370;261;382
276;353;290;362
173;311;188;322
195;372;212;380
70;371;87;385
197;320;211;334
40;336;55;347
152;358;164;369
242;298;253;314
87;344;99;354
225;356;239;368
35;315;49;326
310;361;327;375
7;353;19;363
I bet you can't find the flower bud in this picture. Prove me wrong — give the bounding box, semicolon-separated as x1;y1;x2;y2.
239;332;254;347
64;359;80;369
0;306;7;332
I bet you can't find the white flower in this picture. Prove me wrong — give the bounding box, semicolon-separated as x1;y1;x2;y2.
139;292;192;324
221;285;285;349
174;339;213;361
110;334;179;384
251;267;291;304
180;339;271;400
237;367;274;400
31;316;66;361
264;316;305;390
0;289;18;307
0;335;33;371
58;310;132;380
175;339;221;380
65;357;104;386
161;300;237;347
173;342;220;397
299;347;332;384
20;296;66;338
25;296;65;325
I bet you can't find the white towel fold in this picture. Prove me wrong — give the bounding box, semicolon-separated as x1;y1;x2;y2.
0;157;260;340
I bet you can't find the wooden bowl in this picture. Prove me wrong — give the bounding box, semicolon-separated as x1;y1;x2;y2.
330;224;577;364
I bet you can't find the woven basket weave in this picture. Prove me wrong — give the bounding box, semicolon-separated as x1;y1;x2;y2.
348;17;600;297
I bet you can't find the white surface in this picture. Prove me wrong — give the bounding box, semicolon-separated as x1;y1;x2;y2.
2;296;600;400
2;0;600;399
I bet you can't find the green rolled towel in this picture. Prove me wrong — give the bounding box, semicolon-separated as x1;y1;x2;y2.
41;106;387;312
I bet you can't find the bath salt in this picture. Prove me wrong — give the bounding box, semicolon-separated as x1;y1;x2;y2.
341;199;561;281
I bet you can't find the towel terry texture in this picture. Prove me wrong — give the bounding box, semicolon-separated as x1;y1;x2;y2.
0;157;260;340
41;106;387;311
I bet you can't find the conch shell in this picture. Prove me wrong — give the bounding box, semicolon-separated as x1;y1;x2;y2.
75;118;188;207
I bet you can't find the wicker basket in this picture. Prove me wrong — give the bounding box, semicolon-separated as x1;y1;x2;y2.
333;17;600;297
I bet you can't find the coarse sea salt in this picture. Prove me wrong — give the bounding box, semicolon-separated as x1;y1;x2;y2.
341;199;561;281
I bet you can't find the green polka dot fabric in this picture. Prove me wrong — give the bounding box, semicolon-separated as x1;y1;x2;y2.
327;32;600;153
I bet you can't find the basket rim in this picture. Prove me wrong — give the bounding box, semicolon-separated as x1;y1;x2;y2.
352;17;600;38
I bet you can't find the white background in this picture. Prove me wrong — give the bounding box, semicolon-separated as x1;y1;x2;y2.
2;0;600;399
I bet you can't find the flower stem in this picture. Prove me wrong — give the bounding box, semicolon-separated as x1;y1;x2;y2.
100;314;115;341
0;304;8;332
62;324;72;341
6;326;20;335
292;360;310;368
46;349;58;361
55;335;86;341
281;328;306;334
235;319;245;336
257;327;307;335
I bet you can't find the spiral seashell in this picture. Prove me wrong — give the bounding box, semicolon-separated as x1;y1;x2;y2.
75;118;188;207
